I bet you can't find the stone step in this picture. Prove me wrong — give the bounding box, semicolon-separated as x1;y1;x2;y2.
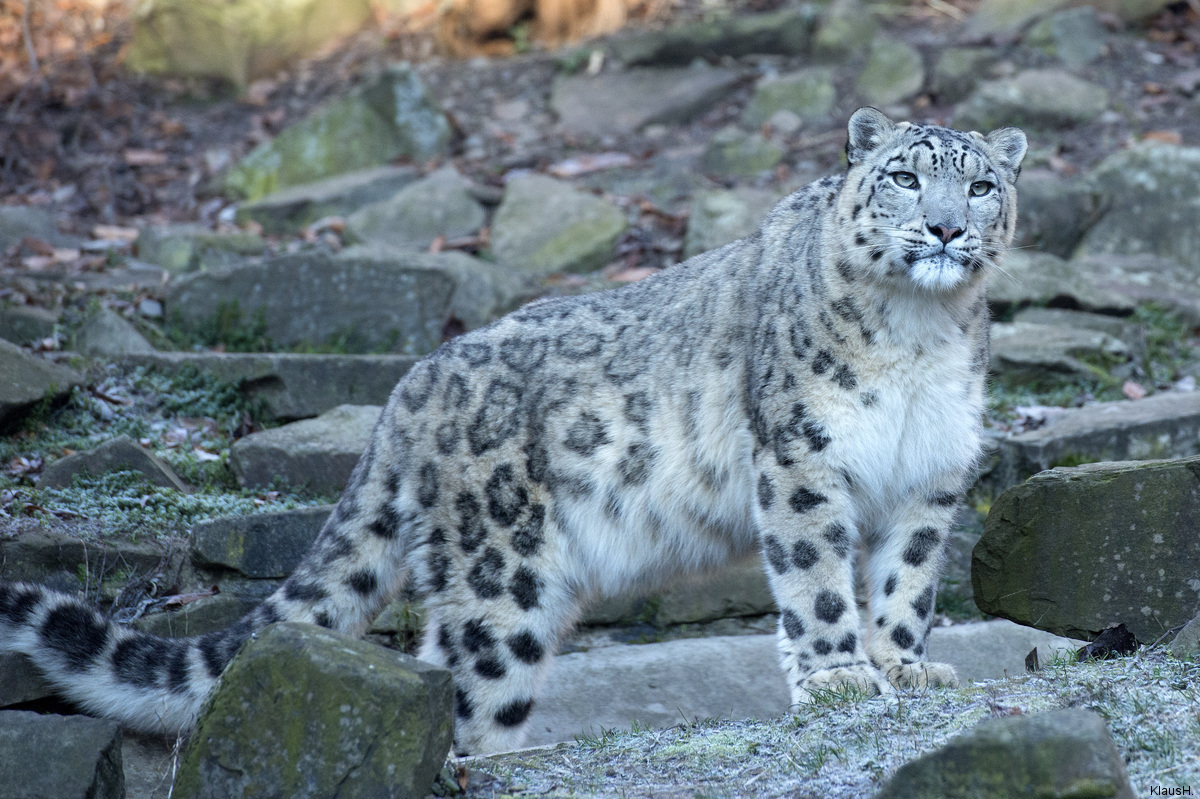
520;619;1079;751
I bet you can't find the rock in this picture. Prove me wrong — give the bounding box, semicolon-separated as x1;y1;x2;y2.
40;435;189;492
988;391;1200;490
126;0;372;87
0;339;85;430
0;653;54;708
174;623;452;799
1085;0;1173;22
742;67;836;128
974;456;1200;642
1075;142;1200;272
924;619;1081;681
684;187;778;259
989;321;1129;384
235;165;419;234
876;709;1133;799
0;205;76;250
855;37;925;107
122;351;417;421
988;251;1200;326
0;526;174;593
225;65;452;201
132;594;259;638
954;69;1108;131
0;305;57;346
229;404;380;493
812;0;877;62
551;66;741;136
931;47;1000;104
136;223;266;275
700;127;784;177
70;307;156;357
345;166;485;252
1009;169;1103;258
1026;7;1109;68
1011;307;1145;358
491;174;626;276
966;0;1069;37
605;5;819;66
165;250;457;355
1170;613;1200;659
0;711;124;799
191;506;333;579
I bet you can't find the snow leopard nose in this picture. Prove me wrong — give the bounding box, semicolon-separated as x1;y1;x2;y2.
928;223;964;244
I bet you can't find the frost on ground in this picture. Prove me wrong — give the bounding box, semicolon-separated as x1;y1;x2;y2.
461;649;1200;798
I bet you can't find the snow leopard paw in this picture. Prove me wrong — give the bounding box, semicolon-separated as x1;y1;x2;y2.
885;661;959;690
793;663;892;706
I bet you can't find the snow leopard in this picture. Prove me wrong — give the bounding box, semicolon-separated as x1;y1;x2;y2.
0;108;1026;755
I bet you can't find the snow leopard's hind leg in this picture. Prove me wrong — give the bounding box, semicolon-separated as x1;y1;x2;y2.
864;487;962;692
414;505;583;756
755;460;892;706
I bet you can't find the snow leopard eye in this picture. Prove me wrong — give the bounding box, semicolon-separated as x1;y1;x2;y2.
969;180;994;197
892;171;918;189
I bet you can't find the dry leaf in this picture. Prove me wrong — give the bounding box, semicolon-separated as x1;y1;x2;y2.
548;152;635;178
1143;130;1183;145
92;225;139;242
1122;380;1146;400
123;148;169;166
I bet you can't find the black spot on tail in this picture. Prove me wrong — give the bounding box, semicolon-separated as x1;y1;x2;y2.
792;541;820;570
510;566;541;611
41;604;107;672
764;536;790;575
494;698;534;727
112;636;171;688
474;656;506;680
462;619;497;652
0;583;41;625
511;505;545;557
347;570;378;596
468;548;507;600
789;487;828;514
284;579;329;603
507;631;545;664
456;688;474;719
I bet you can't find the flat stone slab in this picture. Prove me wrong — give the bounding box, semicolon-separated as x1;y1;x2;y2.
0;305;57;346
235;165;420;234
0;710;124;799
954;68;1108;130
40;434;189;492
974;456;1200;642
989;321;1129;382
605;5;818;66
989;390;1200;490
229;404;380;493
123;351;416;421
175;623;452;799
552;67;741;136
523;620;1077;749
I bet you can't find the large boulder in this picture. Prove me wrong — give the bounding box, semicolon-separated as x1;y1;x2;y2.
0;305;58;346
346;166;485;252
0;653;54;709
701;127;783;177
876;709;1133;799
551;67;741;136
1075;142;1200;272
174;623;453;799
0;339;84;429
165;250;458;355
741;68;836;127
40;435;189;492
1009;169;1103;258
0;711;124;799
136;223;266;275
974;456;1200;642
954;69;1107;131
855;37;925;107
1025;7;1109;69
125;0;373;87
605;5;819;66
965;0;1069;36
225;66;452;201
235;165;419;234
229;404;380;493
491;174;626;276
122;351;417;421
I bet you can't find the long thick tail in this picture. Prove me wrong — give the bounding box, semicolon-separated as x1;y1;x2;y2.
0;413;419;735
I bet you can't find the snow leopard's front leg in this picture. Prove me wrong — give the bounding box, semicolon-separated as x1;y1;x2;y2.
755;461;889;706
864;488;962;691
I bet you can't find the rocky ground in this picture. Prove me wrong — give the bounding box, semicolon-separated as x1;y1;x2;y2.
3;0;1200;796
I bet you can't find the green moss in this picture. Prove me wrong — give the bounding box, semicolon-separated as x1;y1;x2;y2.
1134;303;1193;385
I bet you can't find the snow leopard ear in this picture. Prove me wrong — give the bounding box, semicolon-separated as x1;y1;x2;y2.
845;107;898;166
984;127;1028;180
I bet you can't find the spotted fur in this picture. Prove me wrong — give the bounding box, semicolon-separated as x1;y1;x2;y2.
0;109;1026;755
